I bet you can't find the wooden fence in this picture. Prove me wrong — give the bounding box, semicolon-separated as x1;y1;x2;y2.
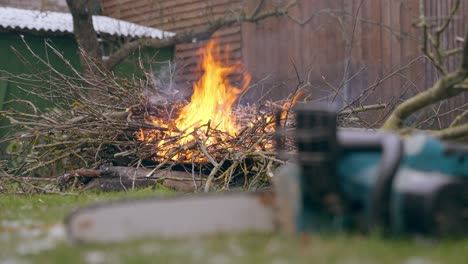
101;0;467;128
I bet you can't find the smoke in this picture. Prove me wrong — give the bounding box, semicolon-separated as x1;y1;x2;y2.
147;60;191;106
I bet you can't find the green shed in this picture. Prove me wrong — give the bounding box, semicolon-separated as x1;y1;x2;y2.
0;7;174;151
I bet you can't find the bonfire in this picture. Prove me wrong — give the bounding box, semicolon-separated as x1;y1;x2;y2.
135;38;299;162
0;37;302;193
129;38;302;191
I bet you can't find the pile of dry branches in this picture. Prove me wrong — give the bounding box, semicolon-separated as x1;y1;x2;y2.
0;40;300;194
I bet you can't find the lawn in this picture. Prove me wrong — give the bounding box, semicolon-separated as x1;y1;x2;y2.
1;190;467;264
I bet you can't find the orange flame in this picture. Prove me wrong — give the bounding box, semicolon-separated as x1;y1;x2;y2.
136;38;303;162
174;38;251;143
281;90;304;120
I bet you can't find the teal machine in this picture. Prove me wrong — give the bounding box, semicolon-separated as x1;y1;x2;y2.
275;104;468;236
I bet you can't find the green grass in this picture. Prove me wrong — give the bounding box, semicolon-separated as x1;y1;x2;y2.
1;191;468;264
0;188;172;224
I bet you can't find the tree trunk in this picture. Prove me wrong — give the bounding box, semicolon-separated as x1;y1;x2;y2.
65;0;102;67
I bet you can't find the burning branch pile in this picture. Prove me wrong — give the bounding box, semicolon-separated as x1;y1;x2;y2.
0;38;299;193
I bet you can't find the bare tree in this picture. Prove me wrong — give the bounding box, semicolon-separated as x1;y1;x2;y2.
382;0;467;139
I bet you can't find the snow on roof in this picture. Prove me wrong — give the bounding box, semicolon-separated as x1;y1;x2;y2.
0;7;175;39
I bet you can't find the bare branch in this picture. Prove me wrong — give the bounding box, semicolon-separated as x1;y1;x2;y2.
450;109;468;127
432;122;468;140
250;0;266;18
382;70;467;130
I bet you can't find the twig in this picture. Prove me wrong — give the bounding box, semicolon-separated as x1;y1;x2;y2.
338;104;387;115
